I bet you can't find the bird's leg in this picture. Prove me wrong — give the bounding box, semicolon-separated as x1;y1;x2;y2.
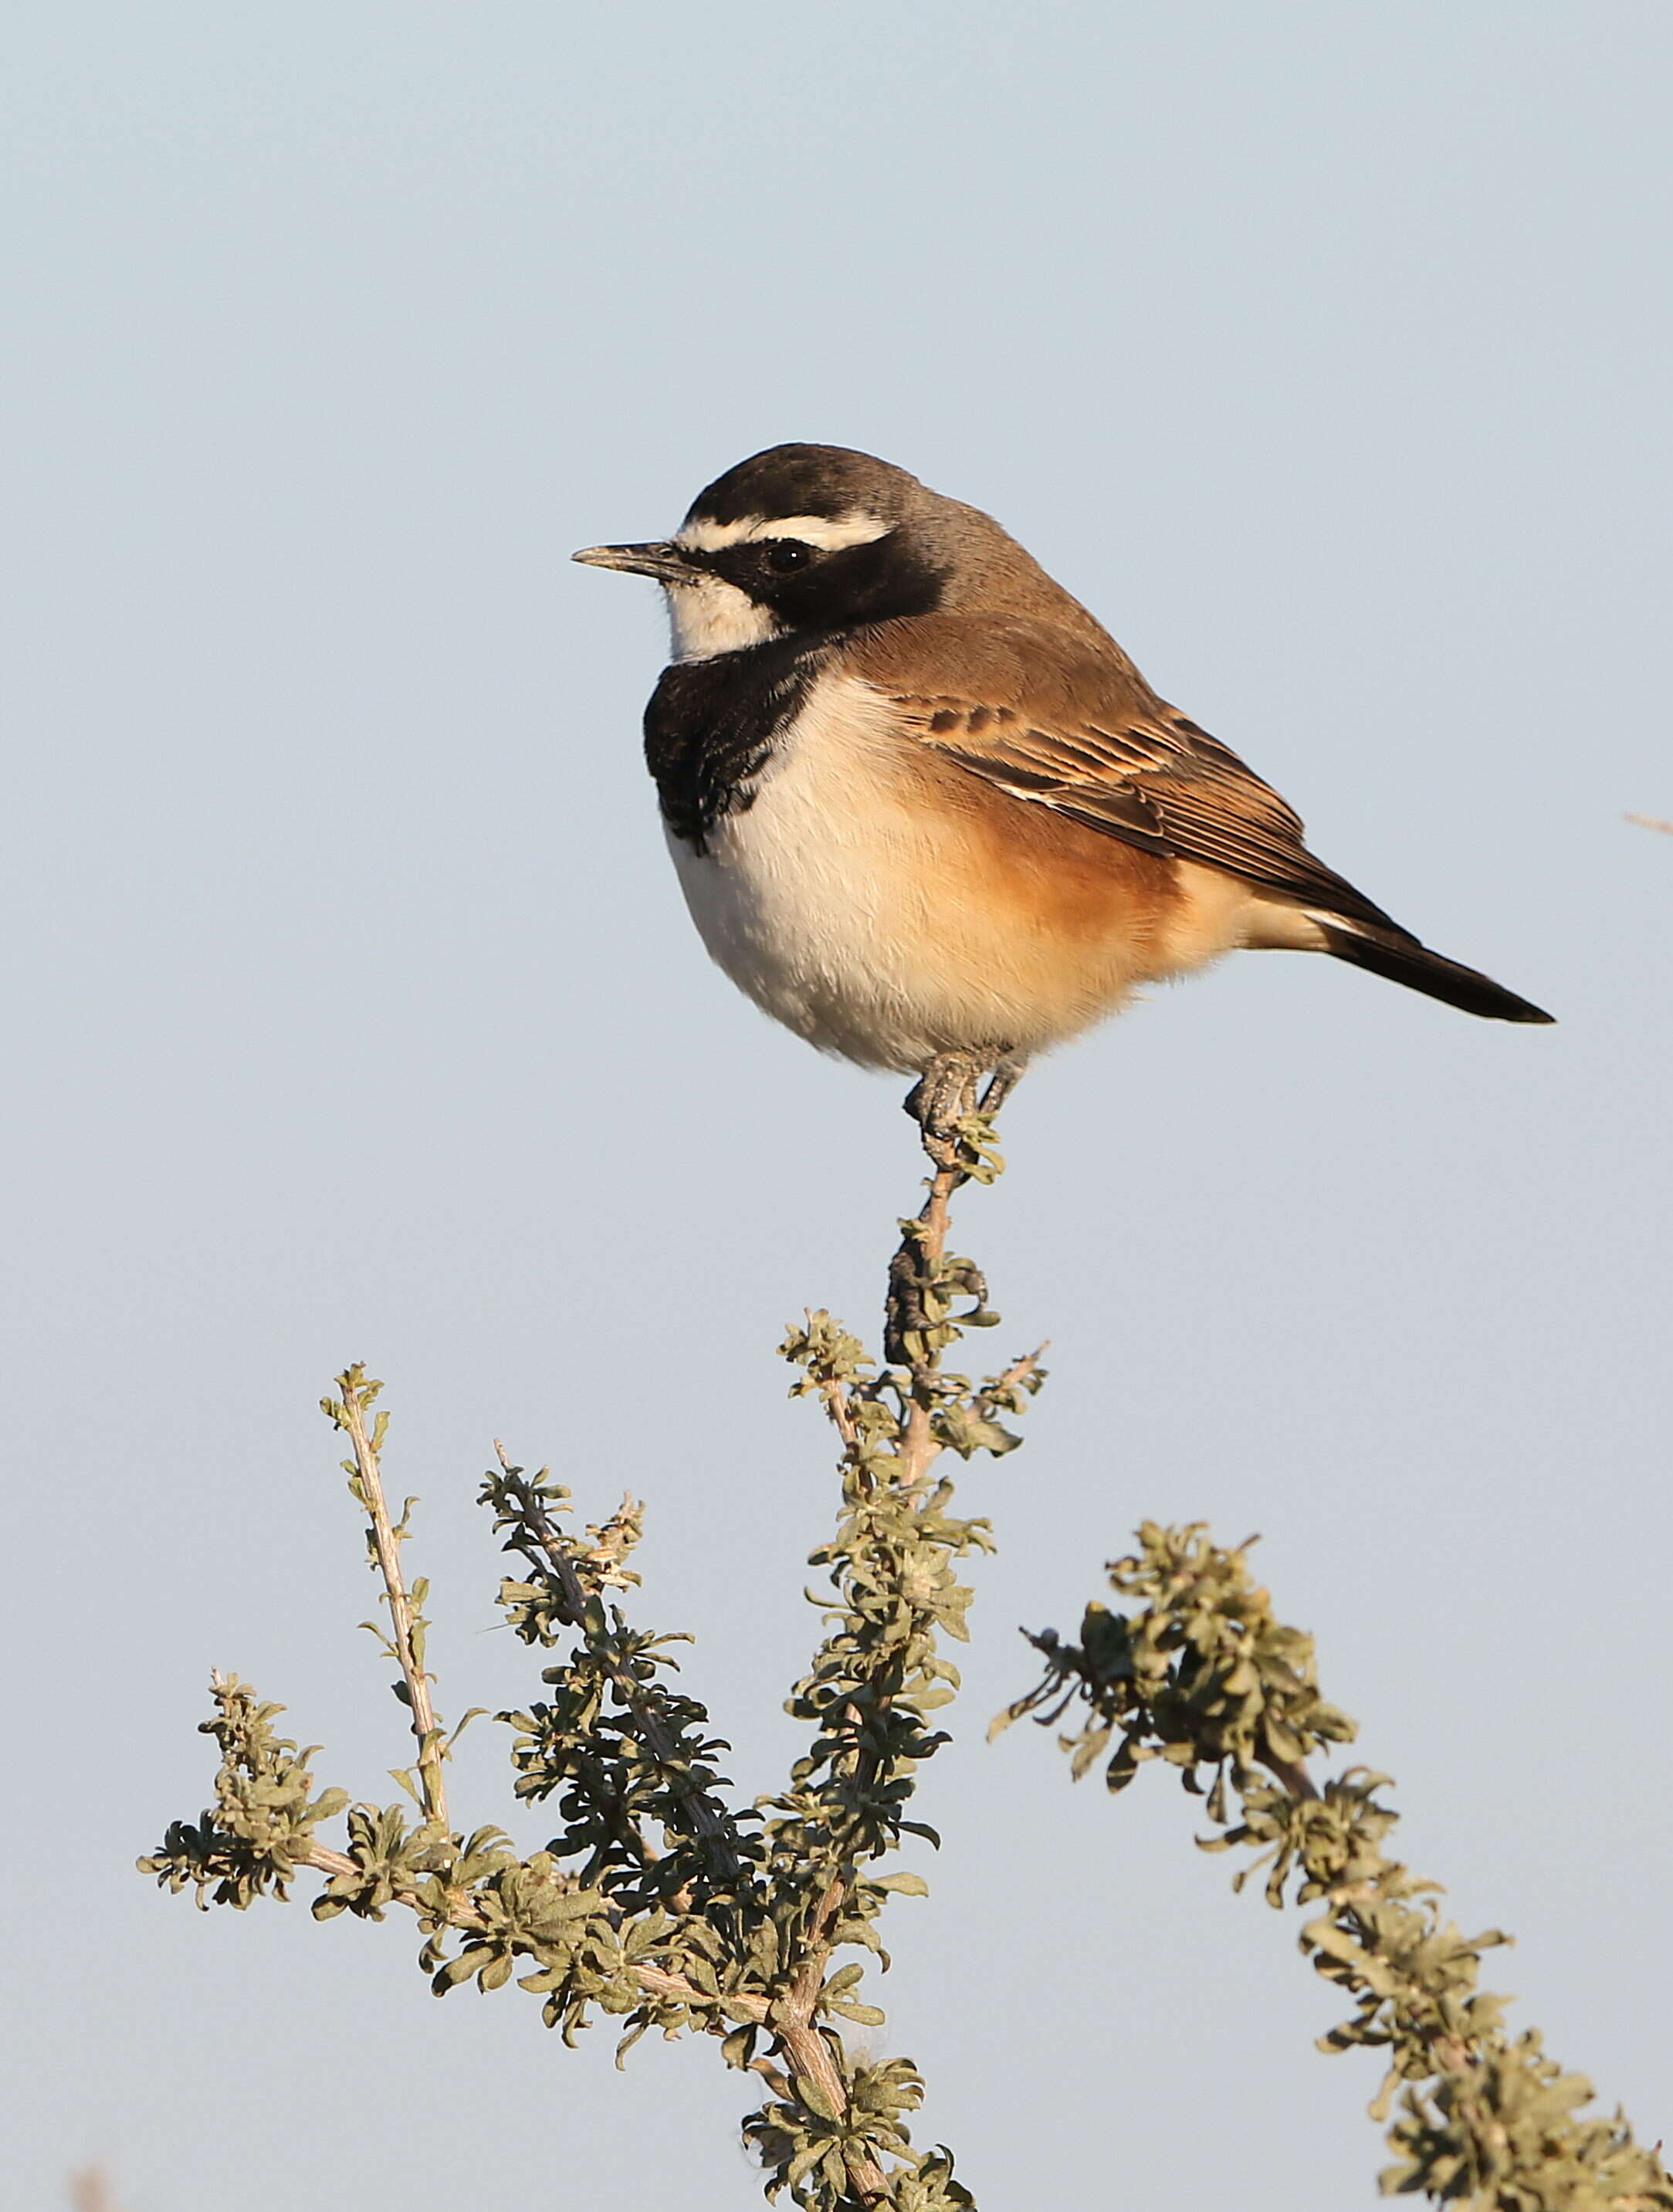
889;1051;977;1370
887;1047;1018;1373
902;1050;983;1144
978;1055;1028;1118
902;1048;1026;1168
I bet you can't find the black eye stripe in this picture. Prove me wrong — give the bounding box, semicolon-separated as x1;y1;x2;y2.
695;537;821;583
672;520;943;632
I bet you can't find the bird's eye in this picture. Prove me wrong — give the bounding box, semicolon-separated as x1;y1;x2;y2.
764;539;813;573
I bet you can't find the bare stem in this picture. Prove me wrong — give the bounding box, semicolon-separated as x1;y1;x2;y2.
1259;1747;1319;1802
337;1379;450;1834
971;1346;1048;1424
807;1316;864;1455
898;1155;964;1488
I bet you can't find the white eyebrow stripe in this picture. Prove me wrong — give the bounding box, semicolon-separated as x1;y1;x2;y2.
677;511;891;552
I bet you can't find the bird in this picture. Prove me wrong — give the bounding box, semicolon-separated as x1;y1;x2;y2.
574;443;1551;1130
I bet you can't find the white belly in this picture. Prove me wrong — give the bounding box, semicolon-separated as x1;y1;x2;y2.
665;678;1160;1071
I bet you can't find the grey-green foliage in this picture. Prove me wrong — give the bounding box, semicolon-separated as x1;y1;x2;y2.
141;1116;1029;2210
998;1522;1673;2210
141;1675;350;1910
138;1102;1668;2210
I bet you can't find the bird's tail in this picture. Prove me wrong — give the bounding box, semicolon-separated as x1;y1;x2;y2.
1314;917;1554;1024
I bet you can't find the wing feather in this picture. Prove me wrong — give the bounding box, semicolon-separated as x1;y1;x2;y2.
848;615;1406;939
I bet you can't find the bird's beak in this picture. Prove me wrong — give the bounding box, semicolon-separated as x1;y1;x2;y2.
571;540;696;584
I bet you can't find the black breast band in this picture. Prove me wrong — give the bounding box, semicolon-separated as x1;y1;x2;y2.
643;635;831;852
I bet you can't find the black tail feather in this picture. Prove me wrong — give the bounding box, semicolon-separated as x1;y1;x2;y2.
1316;920;1554;1025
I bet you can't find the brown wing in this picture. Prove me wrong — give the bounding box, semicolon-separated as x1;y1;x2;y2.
847;612;1407;939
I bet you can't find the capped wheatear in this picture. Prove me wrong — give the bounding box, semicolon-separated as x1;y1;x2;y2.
574;444;1550;1121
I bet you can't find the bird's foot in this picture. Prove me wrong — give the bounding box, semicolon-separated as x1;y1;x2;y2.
903;1050;1027;1136
903;1049;1025;1180
903;1051;984;1145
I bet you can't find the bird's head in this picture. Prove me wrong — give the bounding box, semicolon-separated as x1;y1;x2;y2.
574;442;1106;661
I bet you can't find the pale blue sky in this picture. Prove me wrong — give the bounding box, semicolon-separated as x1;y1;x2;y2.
5;7;1671;2208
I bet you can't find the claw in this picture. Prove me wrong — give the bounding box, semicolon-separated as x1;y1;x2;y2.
904;1052;1028;1148
904;1052;981;1143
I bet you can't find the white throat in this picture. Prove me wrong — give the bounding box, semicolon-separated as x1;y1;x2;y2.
662;506;892;662
663;576;782;662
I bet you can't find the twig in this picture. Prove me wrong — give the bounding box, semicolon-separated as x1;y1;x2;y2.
1258;1747;1319;1802
492;1444;747;1892
971;1346;1048;1424
336;1377;450;1834
806;1314;864;1455
1008;1523;1673;2206
897;1153;965;1488
765;1096;995;2204
157;1094;1018;2207
298;1839;770;2024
